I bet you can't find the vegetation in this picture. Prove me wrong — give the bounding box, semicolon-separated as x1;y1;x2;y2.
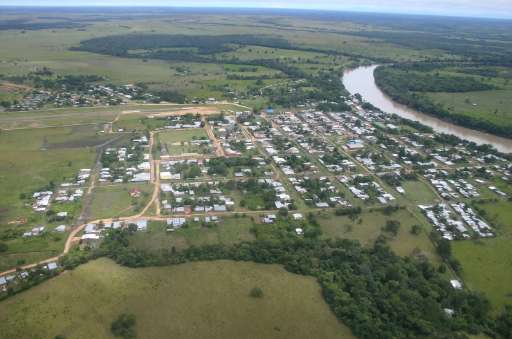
375;64;512;137
111;313;136;339
249;287;264;298
98;228;496;339
0;259;351;339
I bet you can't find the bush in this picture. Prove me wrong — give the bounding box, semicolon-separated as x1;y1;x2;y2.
249;287;264;298
496;306;512;339
410;224;422;235
111;313;136;339
0;242;8;252
383;220;400;236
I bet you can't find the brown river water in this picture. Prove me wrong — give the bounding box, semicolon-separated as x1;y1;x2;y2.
342;65;512;153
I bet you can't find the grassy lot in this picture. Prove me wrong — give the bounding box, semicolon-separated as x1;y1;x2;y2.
401;180;440;205
0;125;112;270
0;102;240;130
130;216;255;251
157;128;208;143
453;199;512;311
0;258;354;339
0;126;100;224
156;128;211;156
88;184;153;220
426;88;512;130
317;209;439;261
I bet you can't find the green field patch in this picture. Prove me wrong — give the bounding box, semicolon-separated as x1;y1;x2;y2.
156;128;211;156
0;127;98;224
88;183;153;220
426;89;512;129
401;180;439;204
130;217;255;252
454;199;512;310
317;209;438;260
0;258;353;339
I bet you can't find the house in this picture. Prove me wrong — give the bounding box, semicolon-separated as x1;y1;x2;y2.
56;211;68;219
129;188;142;198
84;223;97;234
47;262;58;271
262;214;277;224
292;213;303;220
213;204;227;212
450;279;462;289
167;218;186;231
135;219;148;232
80;233;100;247
54;225;66;232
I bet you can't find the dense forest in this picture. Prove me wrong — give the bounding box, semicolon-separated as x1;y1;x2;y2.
347;30;512;65
74;34;294;57
374;64;512;138
68;227;508;339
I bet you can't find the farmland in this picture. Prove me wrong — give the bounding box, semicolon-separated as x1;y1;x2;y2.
0;258;353;339
0;7;511;339
453;199;512;310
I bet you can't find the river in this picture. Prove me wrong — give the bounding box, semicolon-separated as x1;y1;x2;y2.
342;65;512;153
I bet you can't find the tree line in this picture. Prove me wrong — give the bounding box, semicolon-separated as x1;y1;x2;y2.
70;227;510;339
374;65;512;138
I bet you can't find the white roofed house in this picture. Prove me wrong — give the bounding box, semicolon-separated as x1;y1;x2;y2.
135;219;148;232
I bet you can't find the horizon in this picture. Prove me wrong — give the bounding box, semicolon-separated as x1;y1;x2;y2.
1;2;511;20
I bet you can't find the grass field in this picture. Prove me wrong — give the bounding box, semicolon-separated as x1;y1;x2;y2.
0;258;354;339
88;184;153;220
0;125;115;270
453;199;512;311
130;217;255;251
0;125;101;224
426;88;512;129
401;180;439;205
156;128;211;156
317;209;439;261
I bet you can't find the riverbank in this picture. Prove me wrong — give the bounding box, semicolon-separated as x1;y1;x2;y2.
342;65;512;153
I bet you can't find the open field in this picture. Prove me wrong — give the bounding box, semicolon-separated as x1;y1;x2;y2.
130;217;255;251
0;125;101;224
88;184;153;220
401;180;439;204
0;125;116;269
157;128;211;156
453;199;512;311
426;88;512;130
0;103;240;130
0;258;354;339
317;209;439;262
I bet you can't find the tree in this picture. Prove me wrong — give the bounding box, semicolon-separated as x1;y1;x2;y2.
111;313;136;339
496;306;512;339
437;239;452;259
383;220;400;236
250;287;264;298
411;224;422;235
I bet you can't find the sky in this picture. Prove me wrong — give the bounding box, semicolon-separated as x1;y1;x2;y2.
1;0;512;19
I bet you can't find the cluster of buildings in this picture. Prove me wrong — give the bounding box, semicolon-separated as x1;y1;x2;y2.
32;168;91;212
160;181;235;214
339;175;395;204
101;137;151;183
80;219;148;245
7;84;144;111
0;262;59;293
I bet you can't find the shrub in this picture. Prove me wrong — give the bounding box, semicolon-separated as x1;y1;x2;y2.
111;313;136;339
249;287;264;298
